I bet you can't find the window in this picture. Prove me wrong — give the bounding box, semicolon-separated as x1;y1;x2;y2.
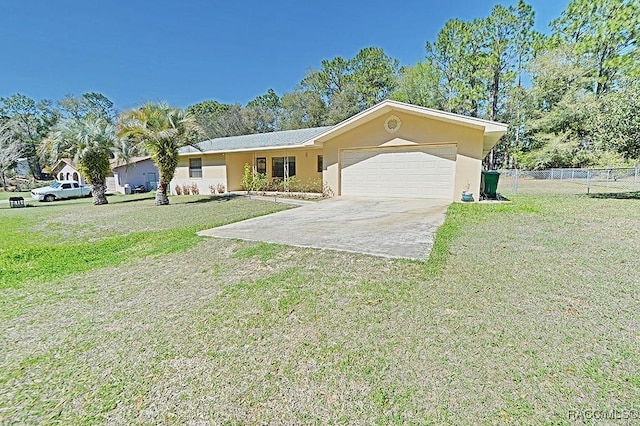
72;183;79;188
272;156;296;178
317;155;323;172
61;183;72;189
256;157;266;174
189;158;202;178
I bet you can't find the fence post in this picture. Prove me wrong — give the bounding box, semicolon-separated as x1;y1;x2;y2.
586;169;591;194
514;169;519;194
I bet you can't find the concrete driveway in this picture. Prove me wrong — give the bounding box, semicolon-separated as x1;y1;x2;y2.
198;196;451;260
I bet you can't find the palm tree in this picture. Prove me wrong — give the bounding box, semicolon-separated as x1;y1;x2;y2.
118;102;201;205
42;116;120;205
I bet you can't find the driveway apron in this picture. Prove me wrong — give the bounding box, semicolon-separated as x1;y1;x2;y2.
198;196;450;260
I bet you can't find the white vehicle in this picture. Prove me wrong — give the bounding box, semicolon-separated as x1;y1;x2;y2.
31;180;92;202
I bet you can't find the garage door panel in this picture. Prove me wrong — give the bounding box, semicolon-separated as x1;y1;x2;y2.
341;145;456;199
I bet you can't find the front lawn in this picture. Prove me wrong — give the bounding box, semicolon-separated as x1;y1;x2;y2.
0;191;32;201
0;194;638;424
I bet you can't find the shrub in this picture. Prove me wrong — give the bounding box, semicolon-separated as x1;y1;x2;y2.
284;176;298;192
290;177;322;193
264;177;279;192
182;184;190;195
239;162;325;194
241;163;269;192
241;163;253;191
254;173;269;192
190;183;199;195
209;182;226;195
323;182;334;197
174;185;182;195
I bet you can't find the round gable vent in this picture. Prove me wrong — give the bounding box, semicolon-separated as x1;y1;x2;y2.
384;115;401;133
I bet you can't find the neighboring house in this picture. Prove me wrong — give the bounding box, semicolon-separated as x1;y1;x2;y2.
51;159;85;185
173;100;508;201
107;156;159;194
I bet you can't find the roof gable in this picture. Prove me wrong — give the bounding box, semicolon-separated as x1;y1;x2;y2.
307;100;508;146
51;158;78;173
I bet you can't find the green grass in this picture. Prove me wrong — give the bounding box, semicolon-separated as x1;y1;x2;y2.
1;229;192;289
425;199;541;275
1;194;639;424
0;194;290;290
0;191;32;201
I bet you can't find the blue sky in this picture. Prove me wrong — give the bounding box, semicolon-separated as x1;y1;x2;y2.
1;0;569;111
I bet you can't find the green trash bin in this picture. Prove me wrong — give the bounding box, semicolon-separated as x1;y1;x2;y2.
481;171;500;199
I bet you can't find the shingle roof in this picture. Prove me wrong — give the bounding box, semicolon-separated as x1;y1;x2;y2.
110;156;152;169
180;126;334;154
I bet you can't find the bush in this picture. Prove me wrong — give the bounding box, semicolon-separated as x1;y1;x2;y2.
241;163;269;192
240;163;325;194
190;183;199;195
323;182;334;197
182;184;191;195
174;185;182;195
241;163;253;191
291;177;323;193
254;173;269;192
208;183;226;195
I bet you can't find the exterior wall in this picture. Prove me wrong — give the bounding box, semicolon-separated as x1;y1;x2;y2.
55;164;85;185
224;148;323;191
172;153;227;195
112;159;159;194
321;111;485;200
106;176;116;192
224;152;253;191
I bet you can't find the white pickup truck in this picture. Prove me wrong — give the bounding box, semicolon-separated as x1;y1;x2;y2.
31;180;92;202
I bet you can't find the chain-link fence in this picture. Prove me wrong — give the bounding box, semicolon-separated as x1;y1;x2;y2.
497;167;640;195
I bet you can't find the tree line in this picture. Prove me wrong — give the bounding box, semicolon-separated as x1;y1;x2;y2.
1;0;638;193
188;0;640;169
184;0;639;170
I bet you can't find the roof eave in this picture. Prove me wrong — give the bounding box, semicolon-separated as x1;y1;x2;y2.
111;156;153;170
482;130;507;158
179;143;314;156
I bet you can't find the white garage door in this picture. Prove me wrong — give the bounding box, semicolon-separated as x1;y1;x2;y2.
341;145;456;198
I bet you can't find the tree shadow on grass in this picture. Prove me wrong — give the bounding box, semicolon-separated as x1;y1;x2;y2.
109;195;156;204
589;191;640;200
180;194;241;205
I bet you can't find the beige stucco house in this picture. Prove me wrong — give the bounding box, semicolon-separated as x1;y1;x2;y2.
172;100;507;201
